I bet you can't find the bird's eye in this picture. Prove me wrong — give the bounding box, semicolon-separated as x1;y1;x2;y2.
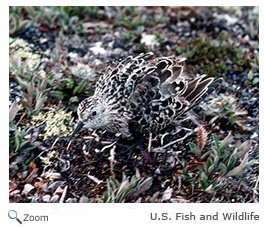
91;111;97;116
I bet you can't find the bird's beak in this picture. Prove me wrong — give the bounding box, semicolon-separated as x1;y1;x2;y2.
67;121;84;143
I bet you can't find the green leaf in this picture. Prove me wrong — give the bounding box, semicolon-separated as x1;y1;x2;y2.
229;115;237;125
226;155;237;172
9;124;17;131
236;140;252;158
15;134;22;151
220;131;233;149
134;177;153;197
66;78;74;89
205;184;215;193
200;179;207;190
38;77;48;90
188;142;199;155
21;100;32;110
200;170;208;182
213;155;220;167
9;101;19;123
50;90;64;100
245;159;257;168
69;96;80;103
201;150;211;159
247;70;253;80
218;162;227;175
73;80;87;95
208;164;215;175
252;77;259;85
109;176;119;191
19;140;30;149
34;95;46;114
212;134;220;150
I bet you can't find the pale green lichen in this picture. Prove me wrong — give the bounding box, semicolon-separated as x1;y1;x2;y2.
31;108;75;140
9;37;47;77
70;62;95;80
40;150;57;167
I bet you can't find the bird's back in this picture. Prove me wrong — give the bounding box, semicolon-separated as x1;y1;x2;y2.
93;52;221;136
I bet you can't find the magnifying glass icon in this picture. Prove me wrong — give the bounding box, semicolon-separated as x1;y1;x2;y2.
8;210;22;224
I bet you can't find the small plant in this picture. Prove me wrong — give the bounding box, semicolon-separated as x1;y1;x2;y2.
10;7;48;34
9;101;19;131
119;15;143;30
49;74;88;101
15;72;48;117
245;70;259;87
204;93;248;129
120;26;144;44
10;6;100;35
186;127;255;193
102;171;153;203
9;102;35;155
9;128;36;155
154;31;166;45
10;37;49;116
117;7;148;30
175;35;252;75
51;7;84;35
9;12;30;35
47;65;94;106
59;6;100;19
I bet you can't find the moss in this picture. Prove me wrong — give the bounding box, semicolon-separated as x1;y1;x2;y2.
175;35;252;76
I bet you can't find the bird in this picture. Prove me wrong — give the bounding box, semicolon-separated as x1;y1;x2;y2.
68;52;222;141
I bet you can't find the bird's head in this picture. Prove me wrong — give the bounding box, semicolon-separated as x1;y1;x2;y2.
77;96;110;129
68;96;111;142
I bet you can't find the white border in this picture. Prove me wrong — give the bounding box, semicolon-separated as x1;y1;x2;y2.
1;1;262;227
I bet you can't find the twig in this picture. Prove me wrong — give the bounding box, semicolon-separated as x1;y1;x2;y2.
147;133;152;153
50;137;60;150
59;185;68;203
66;139;72;151
24;168;38;183
100;141;117;153
160;132;170;146
16;111;26;126
87;172;103;184
153;130;194;152
109;145;116;177
177;175;182;192
34;137;60;162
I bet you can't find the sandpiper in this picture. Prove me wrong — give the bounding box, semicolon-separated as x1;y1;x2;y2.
69;52;222;140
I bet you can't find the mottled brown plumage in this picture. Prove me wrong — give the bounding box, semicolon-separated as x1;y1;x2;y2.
69;52;222;140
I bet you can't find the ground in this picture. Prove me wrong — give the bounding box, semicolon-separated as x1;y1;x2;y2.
9;6;259;203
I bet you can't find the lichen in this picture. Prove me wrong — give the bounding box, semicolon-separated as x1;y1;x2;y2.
31;108;75;140
9;37;47;77
71;62;95;80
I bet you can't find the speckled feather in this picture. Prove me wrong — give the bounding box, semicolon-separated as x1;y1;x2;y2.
77;52;221;137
